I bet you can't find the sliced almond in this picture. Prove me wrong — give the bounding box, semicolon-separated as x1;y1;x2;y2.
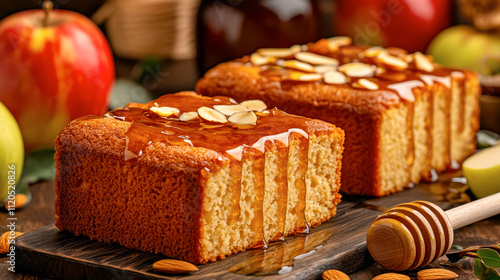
289;72;323;81
314;65;337;74
360;46;387;58
178;111;198;122
240;100;267;111
404;54;414;64
198;107;228;123
417;268;457;280
386;47;408;57
257;45;300;58
290;44;303;53
213;104;249;116
150;106;180;117
357;78;379;90
377;52;408;71
338;62;375;77
279;60;315;73
327;36;352;51
295;52;338;66
250;53;276;66
414;51;435;72
152;259;198;274
323;70;347;84
228;111;257;125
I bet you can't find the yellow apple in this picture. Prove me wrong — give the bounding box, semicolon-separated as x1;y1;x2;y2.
0;102;24;204
427;25;500;76
462;144;500;198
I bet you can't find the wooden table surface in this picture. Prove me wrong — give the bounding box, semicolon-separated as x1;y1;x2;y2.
1;181;499;280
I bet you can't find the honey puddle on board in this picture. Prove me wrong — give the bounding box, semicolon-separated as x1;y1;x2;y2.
228;229;332;276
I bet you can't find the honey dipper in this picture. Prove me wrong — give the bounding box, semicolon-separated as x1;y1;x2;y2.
366;192;500;271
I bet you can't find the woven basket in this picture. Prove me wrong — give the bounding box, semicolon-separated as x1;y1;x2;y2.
93;0;200;60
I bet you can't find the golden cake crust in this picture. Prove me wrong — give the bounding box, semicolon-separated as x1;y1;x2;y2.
55;91;345;263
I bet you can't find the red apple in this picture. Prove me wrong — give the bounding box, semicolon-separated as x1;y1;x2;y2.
333;0;452;53
0;2;114;151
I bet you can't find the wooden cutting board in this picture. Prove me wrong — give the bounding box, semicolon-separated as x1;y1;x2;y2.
16;172;468;280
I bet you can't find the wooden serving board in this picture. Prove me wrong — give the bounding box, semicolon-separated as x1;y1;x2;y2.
16;172;468;280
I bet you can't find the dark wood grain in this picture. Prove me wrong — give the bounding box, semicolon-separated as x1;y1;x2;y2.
11;170;489;280
0;181;55;280
2;171;500;280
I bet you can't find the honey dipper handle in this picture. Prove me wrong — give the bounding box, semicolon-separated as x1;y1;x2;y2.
445;192;500;229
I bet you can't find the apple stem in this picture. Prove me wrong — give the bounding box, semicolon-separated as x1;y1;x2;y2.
42;0;53;27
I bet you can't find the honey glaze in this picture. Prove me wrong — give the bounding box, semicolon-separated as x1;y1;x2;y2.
252;44;467;189
228;228;332;276
106;94;311;162
106;93;313;249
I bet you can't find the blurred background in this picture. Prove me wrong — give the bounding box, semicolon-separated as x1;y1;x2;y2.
1;0;498;98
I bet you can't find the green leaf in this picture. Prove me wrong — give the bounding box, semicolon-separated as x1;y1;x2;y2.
453;245;464;251
18;148;55;190
482;268;500;280
0;148;54;208
478;248;500;268
475;258;500;280
476;258;485;279
108;79;155;110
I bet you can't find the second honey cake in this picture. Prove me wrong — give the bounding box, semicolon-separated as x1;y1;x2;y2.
196;37;480;197
54;92;344;264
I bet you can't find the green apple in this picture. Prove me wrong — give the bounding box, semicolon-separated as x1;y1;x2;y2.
427;25;500;76
462;144;500;198
0;102;24;203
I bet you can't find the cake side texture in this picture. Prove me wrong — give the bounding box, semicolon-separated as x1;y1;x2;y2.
55;92;345;263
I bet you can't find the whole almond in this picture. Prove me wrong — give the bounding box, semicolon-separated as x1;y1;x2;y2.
0;231;23;254
417;268;458;280
373;272;410;280
5;193;28;210
322;269;350;280
152;259;198;274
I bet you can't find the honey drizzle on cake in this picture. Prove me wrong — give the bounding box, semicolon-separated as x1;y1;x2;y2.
249;43;466;186
106;93;313;248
